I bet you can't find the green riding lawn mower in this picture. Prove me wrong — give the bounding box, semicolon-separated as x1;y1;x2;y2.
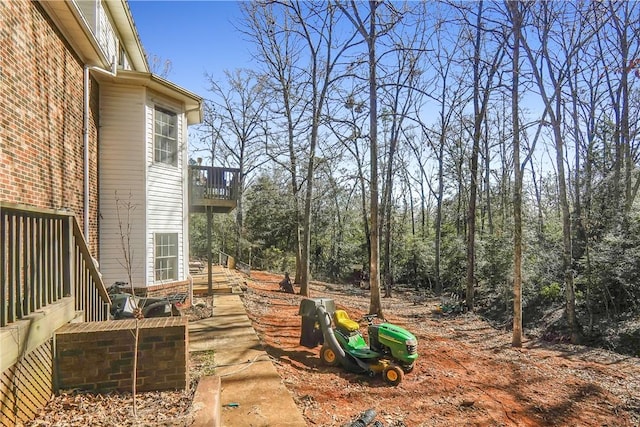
299;298;418;386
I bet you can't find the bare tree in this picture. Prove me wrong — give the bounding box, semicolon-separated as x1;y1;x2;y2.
596;1;640;214
568;19;610;327
147;53;172;78
378;4;429;299
505;0;523;347
519;1;602;344
465;0;507;310
245;2;357;296
114;190;141;416
418;5;471;295
337;0;387;315
204;69;271;259
240;1;307;283
327;86;372;272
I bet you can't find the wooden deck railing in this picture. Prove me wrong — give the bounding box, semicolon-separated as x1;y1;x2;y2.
189;166;240;203
0;203;110;327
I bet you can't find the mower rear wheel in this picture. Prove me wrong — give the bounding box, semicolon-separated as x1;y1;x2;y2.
383;365;404;386
320;344;339;366
402;363;415;373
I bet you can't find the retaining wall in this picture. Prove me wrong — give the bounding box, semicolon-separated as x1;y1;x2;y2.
55;317;188;392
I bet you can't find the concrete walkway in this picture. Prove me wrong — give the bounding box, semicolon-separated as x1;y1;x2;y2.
189;292;307;427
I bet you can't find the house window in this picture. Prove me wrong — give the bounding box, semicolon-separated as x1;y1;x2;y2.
155;233;178;281
118;44;127;69
154;107;178;166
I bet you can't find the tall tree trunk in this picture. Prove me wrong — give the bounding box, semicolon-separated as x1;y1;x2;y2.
570;70;586;261
483;126;493;235
618;5;633;214
420;178;427;238
550;84;579;343
528;157;544;239
299;108;318;298
360;164;372;268
519;1;586;345
434;137;444;296
382;186;393;298
286;100;303;285
466;0;505;309
338;0;384;315
466;0;482;310
508;0;523;348
367;0;383;316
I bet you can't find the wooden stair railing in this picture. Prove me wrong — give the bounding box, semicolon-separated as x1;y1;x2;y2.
1;202;110;327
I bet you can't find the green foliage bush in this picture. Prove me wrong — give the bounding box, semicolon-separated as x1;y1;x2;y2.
189;212;237;259
440;233;467;293
392;234;435;289
476;234;512;291
252;247;296;273
579;215;640;317
539;282;563;302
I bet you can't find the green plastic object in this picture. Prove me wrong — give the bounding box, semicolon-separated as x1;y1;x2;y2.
223;402;239;408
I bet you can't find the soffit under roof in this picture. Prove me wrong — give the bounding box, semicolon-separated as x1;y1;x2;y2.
40;0;148;72
98;70;203;124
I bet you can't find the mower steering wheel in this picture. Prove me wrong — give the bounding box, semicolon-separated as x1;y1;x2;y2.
362;314;378;324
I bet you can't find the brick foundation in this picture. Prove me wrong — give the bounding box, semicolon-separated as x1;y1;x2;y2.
55;317;188;392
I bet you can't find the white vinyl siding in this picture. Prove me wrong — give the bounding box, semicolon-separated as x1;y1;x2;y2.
98;83;147;287
99;84;189;288
146;94;187;284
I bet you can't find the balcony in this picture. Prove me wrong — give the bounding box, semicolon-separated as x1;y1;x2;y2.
189;166;240;214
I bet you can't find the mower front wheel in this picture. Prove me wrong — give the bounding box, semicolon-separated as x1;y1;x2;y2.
320;344;340;367
383;365;404;386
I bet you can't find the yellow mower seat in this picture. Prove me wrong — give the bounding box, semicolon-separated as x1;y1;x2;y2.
333;310;360;332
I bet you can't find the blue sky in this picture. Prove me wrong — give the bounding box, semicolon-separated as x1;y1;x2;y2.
128;1;253;97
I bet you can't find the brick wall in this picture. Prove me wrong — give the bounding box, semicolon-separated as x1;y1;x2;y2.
55;318;189;392
0;0;100;254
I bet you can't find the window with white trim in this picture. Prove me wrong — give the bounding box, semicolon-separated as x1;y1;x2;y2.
154;233;178;281
154;107;178;166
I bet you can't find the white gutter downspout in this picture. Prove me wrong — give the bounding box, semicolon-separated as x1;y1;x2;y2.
83;55;118;243
83;66;91;241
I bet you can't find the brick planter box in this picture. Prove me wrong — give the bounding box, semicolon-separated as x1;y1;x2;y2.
55;317;188;392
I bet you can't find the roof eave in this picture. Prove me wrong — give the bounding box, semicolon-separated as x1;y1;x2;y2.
99;70;203;124
39;1;110;68
104;0;149;72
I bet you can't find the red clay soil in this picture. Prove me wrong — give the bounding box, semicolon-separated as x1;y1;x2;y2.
243;271;640;427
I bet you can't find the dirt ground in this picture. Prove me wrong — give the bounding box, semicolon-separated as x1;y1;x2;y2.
243;271;640;427
27;271;639;427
